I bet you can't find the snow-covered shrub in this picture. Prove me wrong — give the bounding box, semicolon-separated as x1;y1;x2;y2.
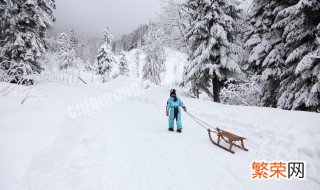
2;61;34;85
220;75;263;106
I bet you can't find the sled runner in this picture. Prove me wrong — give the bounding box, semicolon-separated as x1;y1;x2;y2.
207;128;248;154
186;111;248;154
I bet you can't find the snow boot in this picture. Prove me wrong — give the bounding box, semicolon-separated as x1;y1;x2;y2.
168;128;174;132
177;129;182;133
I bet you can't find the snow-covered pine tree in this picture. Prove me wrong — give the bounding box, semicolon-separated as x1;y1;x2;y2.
244;0;290;107
134;50;142;78
316;24;320;46
0;0;55;83
119;51;129;76
183;0;242;102
274;0;320;111
78;32;88;61
0;0;12;81
69;29;78;52
87;39;99;63
142;25;166;85
95;26;116;82
0;1;10;48
57;33;75;70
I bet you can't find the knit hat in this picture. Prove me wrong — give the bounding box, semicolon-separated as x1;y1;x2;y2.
170;89;176;97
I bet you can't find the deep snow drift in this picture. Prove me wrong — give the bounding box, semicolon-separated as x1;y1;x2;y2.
1;76;319;190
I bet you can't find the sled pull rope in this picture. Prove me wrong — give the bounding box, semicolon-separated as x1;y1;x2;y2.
185;111;218;133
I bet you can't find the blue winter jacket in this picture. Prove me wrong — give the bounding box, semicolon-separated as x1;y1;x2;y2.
166;97;184;129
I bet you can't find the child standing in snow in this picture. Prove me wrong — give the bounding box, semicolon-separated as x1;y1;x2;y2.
166;89;187;133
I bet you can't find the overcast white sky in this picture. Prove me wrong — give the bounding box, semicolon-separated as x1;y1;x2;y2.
54;0;161;39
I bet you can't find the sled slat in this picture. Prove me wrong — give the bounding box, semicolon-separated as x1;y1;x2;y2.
207;128;248;154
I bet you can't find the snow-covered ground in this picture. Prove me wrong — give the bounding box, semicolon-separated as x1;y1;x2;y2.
1;77;319;190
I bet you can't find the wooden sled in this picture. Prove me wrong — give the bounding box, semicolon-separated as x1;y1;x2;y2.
207;128;248;154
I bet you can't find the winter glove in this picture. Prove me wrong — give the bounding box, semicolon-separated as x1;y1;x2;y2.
166;110;169;116
183;106;187;112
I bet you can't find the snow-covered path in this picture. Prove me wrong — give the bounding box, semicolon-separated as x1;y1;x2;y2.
1;79;320;190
